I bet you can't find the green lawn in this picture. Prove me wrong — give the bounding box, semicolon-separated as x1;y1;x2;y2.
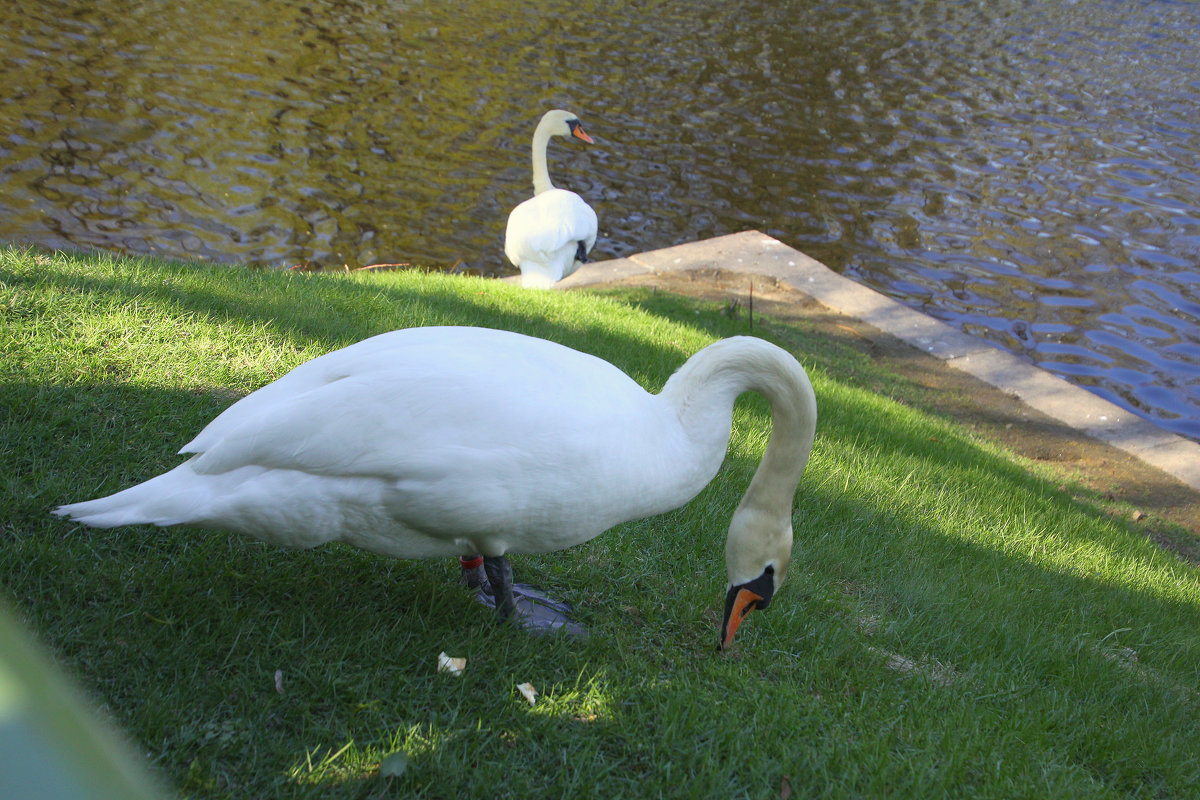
3;244;1199;799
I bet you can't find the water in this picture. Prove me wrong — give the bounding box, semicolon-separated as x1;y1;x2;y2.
2;0;1198;439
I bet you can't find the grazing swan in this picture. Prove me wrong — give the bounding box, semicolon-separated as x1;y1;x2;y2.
54;327;817;649
504;109;599;288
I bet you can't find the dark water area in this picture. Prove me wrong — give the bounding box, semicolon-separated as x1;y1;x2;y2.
2;0;1198;439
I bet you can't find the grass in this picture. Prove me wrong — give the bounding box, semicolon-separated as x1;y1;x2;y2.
2;243;1199;799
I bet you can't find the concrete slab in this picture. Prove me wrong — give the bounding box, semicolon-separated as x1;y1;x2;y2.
1135;440;1200;490
628;230;815;283
557;231;1200;493
607;232;998;361
556;257;650;288
945;348;1179;448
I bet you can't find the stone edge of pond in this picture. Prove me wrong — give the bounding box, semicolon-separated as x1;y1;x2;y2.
553;230;1200;494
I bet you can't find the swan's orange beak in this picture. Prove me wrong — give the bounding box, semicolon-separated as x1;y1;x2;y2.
719;566;776;650
720;586;763;650
572;125;595;144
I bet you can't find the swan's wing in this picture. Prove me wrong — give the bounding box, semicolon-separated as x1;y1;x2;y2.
505;190;597;266
181;329;420;455
557;191;598;253
182;327;645;484
187;370;485;478
577;197;599;253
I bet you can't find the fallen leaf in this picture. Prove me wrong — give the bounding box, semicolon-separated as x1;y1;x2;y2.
437;652;466;676
274;669;284;695
781;775;792;800
380;750;408;778
517;682;537;706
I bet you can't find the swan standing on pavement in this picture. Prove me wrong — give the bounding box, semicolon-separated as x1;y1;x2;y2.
55;326;817;649
504;110;599;288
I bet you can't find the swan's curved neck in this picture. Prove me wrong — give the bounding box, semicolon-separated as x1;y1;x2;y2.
662;336;817;527
530;122;556;195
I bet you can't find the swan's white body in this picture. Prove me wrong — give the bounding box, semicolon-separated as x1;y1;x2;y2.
56;327;817;646
504;110;598;288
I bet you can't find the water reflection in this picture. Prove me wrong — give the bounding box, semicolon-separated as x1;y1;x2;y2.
1;0;1197;439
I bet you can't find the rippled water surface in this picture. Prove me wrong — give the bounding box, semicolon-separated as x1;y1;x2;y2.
2;0;1198;438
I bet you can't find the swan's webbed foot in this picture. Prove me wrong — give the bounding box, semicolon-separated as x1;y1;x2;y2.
459;555;585;637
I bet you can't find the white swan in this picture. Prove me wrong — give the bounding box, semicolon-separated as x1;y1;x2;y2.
504;110;599;288
54;326;817;649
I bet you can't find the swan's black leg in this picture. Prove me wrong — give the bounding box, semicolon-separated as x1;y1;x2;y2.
458;555;489;591
575;240;589;264
483;555;516;621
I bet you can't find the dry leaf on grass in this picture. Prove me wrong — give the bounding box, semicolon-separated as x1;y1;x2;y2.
437;652;467;676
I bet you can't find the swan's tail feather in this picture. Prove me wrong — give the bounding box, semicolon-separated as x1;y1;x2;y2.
52;507;187;529
53;465;213;529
